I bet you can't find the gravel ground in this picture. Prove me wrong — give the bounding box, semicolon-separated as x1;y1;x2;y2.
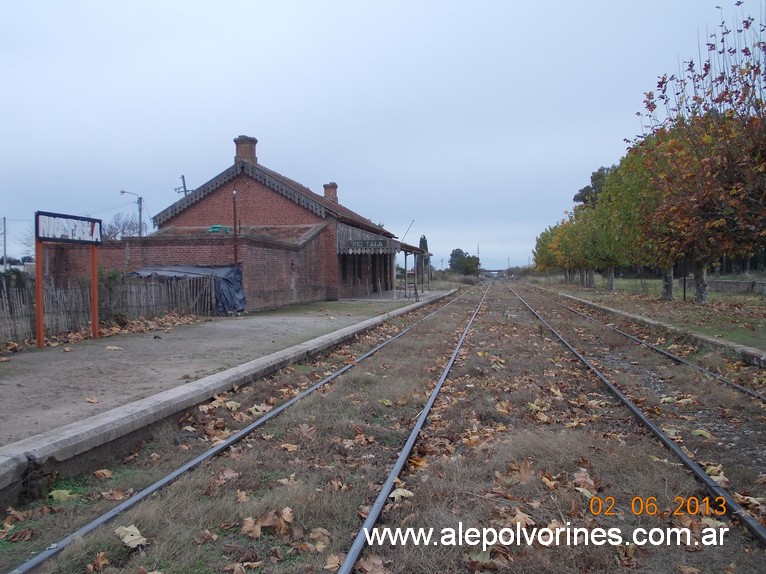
0;299;412;446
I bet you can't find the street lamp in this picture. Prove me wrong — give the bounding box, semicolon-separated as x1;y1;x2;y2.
120;190;143;237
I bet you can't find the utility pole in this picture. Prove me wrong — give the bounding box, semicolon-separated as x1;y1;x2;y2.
2;217;7;272
232;189;238;265
175;175;189;195
120;190;144;237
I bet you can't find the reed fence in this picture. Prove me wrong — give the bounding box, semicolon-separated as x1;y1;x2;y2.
0;275;216;344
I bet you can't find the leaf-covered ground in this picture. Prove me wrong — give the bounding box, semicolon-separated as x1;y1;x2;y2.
1;284;764;573
539;280;766;352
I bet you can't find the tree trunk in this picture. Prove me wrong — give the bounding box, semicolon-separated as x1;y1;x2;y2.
579;269;585;286
606;267;615;291
586;269;595;288
693;261;709;304
660;267;674;301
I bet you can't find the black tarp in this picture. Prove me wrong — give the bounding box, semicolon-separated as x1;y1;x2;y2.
131;264;246;315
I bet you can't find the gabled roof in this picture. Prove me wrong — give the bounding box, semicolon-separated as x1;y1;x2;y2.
153;159;396;239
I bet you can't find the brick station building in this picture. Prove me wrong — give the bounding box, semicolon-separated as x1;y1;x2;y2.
54;136;420;312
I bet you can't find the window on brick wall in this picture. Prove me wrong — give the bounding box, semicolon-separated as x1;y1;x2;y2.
341;254;347;281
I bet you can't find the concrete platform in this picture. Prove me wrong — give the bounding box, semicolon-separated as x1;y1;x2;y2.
0;291;451;502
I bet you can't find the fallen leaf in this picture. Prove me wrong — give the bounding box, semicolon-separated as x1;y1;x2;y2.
512;508;535;527
93;469;113;479
99;488;133;501
249;403;273;415
105;345;123;351
541;475;558;490
269;546;285;563
576;487;595;499
8;528;35;542
261;507;294;534
463;549;494;570
324;554;344;572
691;429;712;440
517;460;534;483
194;529;218;545
310;527;332;552
662;426;682;438
240;517;262;539
114;524;147;548
356;554;390;574
85;551;110;572
408;456;429;471
85;397;99;403
281;443;299;452
389;488;414;503
495;400;511;415
573;468;596;491
48;489;77;503
701;517;727;529
219;467;240;482
298;424;317;440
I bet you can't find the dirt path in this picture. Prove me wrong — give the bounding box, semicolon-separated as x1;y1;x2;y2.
0;299;409;446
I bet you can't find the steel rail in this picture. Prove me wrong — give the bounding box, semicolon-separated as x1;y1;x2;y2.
505;283;766;545
338;282;491;574
521;284;766;402
9;287;476;574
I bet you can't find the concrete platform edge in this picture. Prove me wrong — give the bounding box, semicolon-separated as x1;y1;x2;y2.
0;291;452;492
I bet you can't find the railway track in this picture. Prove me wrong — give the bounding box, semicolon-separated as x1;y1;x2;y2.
505;283;766;546
5;286;485;573
522;284;766;401
3;282;764;573
517;284;766;402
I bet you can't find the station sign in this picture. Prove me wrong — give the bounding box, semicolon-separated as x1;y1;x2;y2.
347;239;388;249
36;211;103;244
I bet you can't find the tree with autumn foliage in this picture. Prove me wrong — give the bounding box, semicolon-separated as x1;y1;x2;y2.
533;210;596;286
533;224;562;272
637;3;766;302
597;143;679;299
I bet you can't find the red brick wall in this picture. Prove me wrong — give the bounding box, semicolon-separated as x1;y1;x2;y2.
164;175;322;229
47;231;337;312
45;172;352;311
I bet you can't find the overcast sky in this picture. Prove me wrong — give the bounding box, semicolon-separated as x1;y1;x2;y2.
0;1;750;270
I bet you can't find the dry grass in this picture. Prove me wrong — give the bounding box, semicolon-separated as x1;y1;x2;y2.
3;285;764;574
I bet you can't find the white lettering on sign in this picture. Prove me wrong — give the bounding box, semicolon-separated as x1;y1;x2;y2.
349;240;386;249
36;212;103;244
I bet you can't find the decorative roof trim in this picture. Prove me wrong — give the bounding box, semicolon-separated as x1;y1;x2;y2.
241;162;328;219
152;161;329;227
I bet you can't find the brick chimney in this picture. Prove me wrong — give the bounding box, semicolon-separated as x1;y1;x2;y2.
323;182;338;203
234;135;258;163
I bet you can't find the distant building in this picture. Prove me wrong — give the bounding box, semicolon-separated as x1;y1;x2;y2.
51;136;423;312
